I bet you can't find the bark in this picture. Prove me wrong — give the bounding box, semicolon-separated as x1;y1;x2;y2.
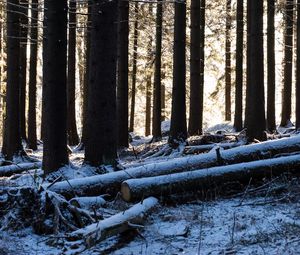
70;196;106;210
117;0;129;147
42;0;69;173
28;0;39;151
188;0;203;135
145;73;152;136
225;0;232;121
84;0;118;166
233;0;243;131
281;0;294;127
296;0;300;129
81;5;92;148
2;0;23;160
152;0;163;140
267;0;276;131
121;154;300;202
19;0;29;141
0;162;42;177
49;136;300;198
67;0;79;146
68;197;158;248
245;0;266;141
169;0;187;144
129;2;139;133
0;2;3;120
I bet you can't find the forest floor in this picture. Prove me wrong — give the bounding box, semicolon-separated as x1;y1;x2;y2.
1;123;300;255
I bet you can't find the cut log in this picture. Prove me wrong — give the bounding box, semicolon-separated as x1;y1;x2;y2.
121;154;300;202
68;197;158;248
0;162;42;177
49;136;300;198
183;141;246;154
70;196;107;210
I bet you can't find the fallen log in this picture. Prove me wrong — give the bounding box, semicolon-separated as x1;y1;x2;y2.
49;136;300;198
68;197;158;248
70;196;107;210
183;141;246;154
0;162;42;177
121;154;300;202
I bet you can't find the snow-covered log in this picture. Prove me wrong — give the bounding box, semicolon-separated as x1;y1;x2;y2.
70;196;107;210
183;141;246;154
49;136;300;198
0;162;42;177
68;197;158;247
121;154;300;202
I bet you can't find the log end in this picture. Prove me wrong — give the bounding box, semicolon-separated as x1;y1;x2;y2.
121;182;131;202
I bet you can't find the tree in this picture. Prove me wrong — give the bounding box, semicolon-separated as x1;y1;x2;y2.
169;0;187;144
296;0;300;129
117;0;129;147
188;0;205;136
2;0;23;160
225;0;232;121
245;0;266;141
42;0;69;173
129;2;139;133
152;0;163;140
27;0;39;150
84;0;118;166
280;0;294;127
67;0;79;146
233;0;243;132
19;0;29;141
267;0;276;131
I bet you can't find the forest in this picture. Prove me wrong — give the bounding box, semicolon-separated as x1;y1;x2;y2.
1;0;300;254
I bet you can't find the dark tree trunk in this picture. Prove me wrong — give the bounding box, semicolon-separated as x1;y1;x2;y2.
2;0;23;160
152;0;163;140
188;0;205;136
67;0;79;146
267;0;276;132
84;0;118;166
280;0;294;127
225;0;232;121
19;0;29;141
245;0;266;141
27;0;39;151
42;0;69;174
296;0;300;129
129;2;139;133
145;73;151;137
0;1;2;117
117;0;129;147
81;5;92;148
233;0;243;132
169;0;187;144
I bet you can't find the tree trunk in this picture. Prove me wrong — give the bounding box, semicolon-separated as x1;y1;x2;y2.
233;0;243;132
281;0;294;127
267;0;276;132
145;73;152;136
19;0;29;142
121;154;300;202
49;136;300;198
296;0;300;129
225;0;232;121
27;0;39;151
81;5;92;148
152;0;163;140
169;0;187;144
84;0;118;166
245;0;266;141
117;0;129;147
188;0;203;135
67;0;79;146
129;2;139;133
68;197;158;248
42;0;69;174
2;0;23;160
0;162;42;177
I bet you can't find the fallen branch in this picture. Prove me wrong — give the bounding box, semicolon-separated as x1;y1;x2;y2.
183;141;246;154
121;154;300;202
0;162;42;177
68;197;158;248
